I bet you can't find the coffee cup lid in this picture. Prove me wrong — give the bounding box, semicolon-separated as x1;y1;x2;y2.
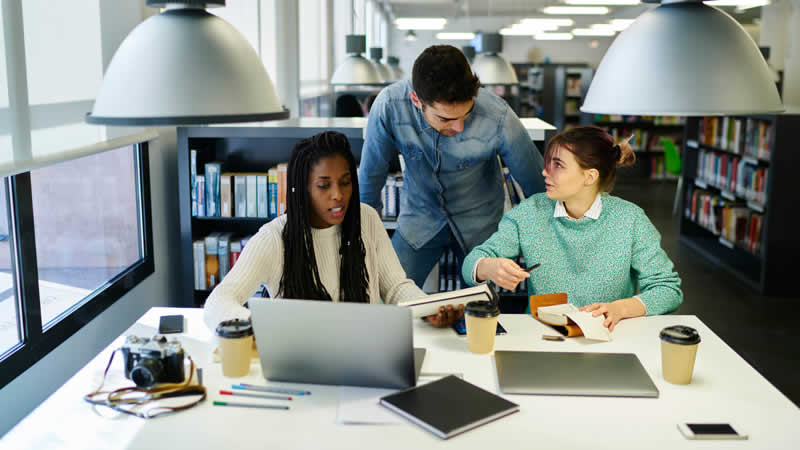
216;319;253;338
659;325;700;345
465;301;500;318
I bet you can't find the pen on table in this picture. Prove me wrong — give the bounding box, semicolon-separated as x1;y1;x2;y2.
233;384;311;396
213;401;289;410
525;263;541;272
220;390;292;401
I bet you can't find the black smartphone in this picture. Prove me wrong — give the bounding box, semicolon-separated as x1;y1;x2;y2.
158;314;184;334
452;317;506;336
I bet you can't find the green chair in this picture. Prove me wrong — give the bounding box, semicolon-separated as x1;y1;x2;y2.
660;137;683;216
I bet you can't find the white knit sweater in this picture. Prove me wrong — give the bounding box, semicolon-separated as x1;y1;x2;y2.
203;203;426;331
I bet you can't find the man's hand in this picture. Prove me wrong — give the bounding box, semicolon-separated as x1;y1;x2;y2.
476;257;529;291
425;304;465;328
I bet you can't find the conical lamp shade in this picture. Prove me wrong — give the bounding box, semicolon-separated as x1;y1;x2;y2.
582;2;783;115
87;8;288;125
472;54;519;85
331;56;385;85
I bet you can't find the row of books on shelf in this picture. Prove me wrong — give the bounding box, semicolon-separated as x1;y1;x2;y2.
379;173;404;219
191;151;288;219
604;127;682;153
565;76;582;97
698;117;772;160
696;149;768;205
591;115;685;125
193;232;254;290
649;156;678;180
685;186;764;255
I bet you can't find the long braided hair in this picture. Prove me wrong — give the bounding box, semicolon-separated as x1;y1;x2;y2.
278;131;370;303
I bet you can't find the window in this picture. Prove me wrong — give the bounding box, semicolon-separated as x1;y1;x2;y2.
299;0;332;112
0;2;155;389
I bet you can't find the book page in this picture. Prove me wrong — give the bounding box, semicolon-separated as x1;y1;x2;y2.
563;309;611;341
536;304;576;326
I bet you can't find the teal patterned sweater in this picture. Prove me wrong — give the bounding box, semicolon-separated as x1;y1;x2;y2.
462;193;682;315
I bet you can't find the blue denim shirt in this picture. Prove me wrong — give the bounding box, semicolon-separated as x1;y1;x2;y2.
358;80;545;252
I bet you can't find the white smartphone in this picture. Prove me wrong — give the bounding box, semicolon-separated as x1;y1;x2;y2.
677;423;747;440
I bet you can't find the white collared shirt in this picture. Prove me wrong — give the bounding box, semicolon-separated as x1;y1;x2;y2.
554;193;603;220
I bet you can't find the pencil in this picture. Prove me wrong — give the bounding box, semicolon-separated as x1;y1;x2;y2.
213;401;289;410
220;390;292;401
233;384;311;396
525;263;541;272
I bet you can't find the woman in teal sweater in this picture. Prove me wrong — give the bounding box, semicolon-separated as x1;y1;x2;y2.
462;126;682;331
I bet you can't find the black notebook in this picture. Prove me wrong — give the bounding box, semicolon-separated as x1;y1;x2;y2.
379;375;520;439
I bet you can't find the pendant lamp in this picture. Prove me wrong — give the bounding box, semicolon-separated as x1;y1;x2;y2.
87;1;288;126
369;48;394;84
462;45;476;64
331;35;385;86
471;34;518;85
387;56;405;80
581;0;783;115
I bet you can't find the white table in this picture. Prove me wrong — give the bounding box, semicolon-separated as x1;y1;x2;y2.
2;307;798;449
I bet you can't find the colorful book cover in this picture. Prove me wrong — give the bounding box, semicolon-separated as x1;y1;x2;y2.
193;239;206;290
205;162;222;217
268;167;278;219
277;163;288;215
196;175;206;217
257;174;269;218
230;240;242;270
190;149;198;217
234;174;247;218
205;233;221;289
220;173;233;217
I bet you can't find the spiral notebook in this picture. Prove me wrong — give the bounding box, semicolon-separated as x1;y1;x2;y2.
379;375;520;439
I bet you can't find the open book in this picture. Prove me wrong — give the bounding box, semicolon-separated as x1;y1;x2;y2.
398;285;498;318
537;303;611;341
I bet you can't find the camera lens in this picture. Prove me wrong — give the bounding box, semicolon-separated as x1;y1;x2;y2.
130;359;163;387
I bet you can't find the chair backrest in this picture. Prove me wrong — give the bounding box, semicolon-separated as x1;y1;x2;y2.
661;138;682;175
335;94;365;117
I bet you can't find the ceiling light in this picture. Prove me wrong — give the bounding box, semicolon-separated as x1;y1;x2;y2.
610;19;636;29
471;33;519;85
394;18;447;30
511;23;560;32
520;18;575;26
330;35;384;86
590;23;617;31
500;25;558;36
534;33;575;40
581;0;783;115
405;30;417;41
572;28;616;36
565;0;640;4
87;1;288;125
542;6;610;14
435;32;476;40
705;0;769;9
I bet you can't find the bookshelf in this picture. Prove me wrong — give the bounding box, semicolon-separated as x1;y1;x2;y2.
678;113;800;296
592;114;686;181
177;118;555;306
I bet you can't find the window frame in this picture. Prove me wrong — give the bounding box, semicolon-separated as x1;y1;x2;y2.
0;141;154;389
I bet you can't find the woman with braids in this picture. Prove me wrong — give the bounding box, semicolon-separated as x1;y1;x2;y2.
204;131;463;332
462;126;683;332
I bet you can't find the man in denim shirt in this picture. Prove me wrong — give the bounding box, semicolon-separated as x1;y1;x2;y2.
359;45;545;290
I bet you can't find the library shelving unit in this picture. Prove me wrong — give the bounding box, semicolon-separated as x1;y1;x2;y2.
177;118;555;307
678;112;800;296
592;115;686;181
511;63;593;130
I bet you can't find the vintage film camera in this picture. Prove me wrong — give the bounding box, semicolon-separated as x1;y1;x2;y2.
121;334;185;387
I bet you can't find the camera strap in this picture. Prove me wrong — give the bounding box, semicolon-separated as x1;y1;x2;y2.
84;348;207;419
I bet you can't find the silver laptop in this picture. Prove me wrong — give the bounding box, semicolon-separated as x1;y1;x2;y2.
494;351;659;398
249;298;425;389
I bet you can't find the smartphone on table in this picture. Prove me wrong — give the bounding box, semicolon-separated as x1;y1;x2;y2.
452;317;506;336
677;423;747;440
158;314;185;334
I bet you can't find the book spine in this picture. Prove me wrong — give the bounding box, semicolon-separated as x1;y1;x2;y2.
234;175;247;218
205;162;221;217
220;173;232;217
205;234;220;289
193;240;206;290
277;163;288;216
190;149;197;217
246;175;258;218
394;175;403;217
268;168;278;219
196;175;206;217
218;233;231;279
230;240;242;269
257;174;269;218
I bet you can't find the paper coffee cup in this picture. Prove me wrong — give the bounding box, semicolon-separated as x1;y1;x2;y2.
465;301;500;354
659;325;701;385
216;319;254;377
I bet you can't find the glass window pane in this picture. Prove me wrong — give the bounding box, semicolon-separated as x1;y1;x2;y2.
30;144;142;327
0;181;21;355
0;1;11;160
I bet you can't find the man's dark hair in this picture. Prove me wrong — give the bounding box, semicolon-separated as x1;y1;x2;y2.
279;131;370;303
412;45;480;105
